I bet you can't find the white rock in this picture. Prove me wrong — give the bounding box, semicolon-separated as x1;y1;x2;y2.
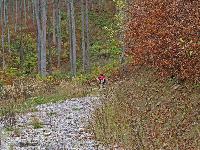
1;97;105;149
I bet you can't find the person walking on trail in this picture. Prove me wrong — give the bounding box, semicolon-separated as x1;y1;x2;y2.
97;73;107;89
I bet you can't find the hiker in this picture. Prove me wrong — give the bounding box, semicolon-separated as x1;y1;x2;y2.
97;73;107;88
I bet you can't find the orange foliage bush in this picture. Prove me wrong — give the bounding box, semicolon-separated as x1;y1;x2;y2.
126;0;200;82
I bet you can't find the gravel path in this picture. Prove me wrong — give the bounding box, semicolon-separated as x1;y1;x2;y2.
0;97;106;150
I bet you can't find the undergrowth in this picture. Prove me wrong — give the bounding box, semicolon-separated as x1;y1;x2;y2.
0;59;121;128
90;67;200;149
1;80;91;111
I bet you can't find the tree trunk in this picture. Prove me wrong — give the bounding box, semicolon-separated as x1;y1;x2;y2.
40;0;47;76
7;27;10;53
56;0;62;69
81;0;90;72
47;30;52;74
120;0;127;64
47;5;52;74
11;0;15;25
1;0;6;70
81;0;86;72
24;0;27;25
4;0;8;26
19;0;24;67
85;0;90;71
6;0;10;54
32;0;35;24
34;0;42;74
1;24;5;70
67;0;77;76
27;0;30;12
14;0;18;32
34;0;47;76
70;0;77;76
67;0;73;74
52;0;56;44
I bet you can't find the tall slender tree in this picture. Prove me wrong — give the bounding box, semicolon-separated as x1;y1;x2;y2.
81;0;86;71
85;0;90;71
19;0;24;66
1;0;5;70
47;12;52;74
67;0;76;76
31;0;35;24
55;0;62;69
24;0;27;25
34;0;47;76
14;0;18;32
40;0;47;76
11;0;15;22
6;0;10;53
81;0;90;72
7;26;10;53
52;0;56;44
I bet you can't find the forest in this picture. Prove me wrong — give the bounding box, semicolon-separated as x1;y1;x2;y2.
0;0;199;149
0;0;120;76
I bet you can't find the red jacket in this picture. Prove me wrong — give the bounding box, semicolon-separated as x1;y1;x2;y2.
98;75;106;81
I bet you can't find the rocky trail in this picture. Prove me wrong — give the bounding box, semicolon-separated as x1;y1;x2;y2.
0;97;106;150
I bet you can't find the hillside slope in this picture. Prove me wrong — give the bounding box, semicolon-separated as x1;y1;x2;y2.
91;67;200;149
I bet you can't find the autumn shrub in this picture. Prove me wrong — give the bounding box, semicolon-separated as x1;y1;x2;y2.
91;67;200;149
126;0;200;82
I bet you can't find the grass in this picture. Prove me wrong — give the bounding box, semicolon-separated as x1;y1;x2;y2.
4;126;21;140
5;126;15;132
90;67;200;150
31;117;43;129
0;78;93;125
47;112;57;116
0;58;121;131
